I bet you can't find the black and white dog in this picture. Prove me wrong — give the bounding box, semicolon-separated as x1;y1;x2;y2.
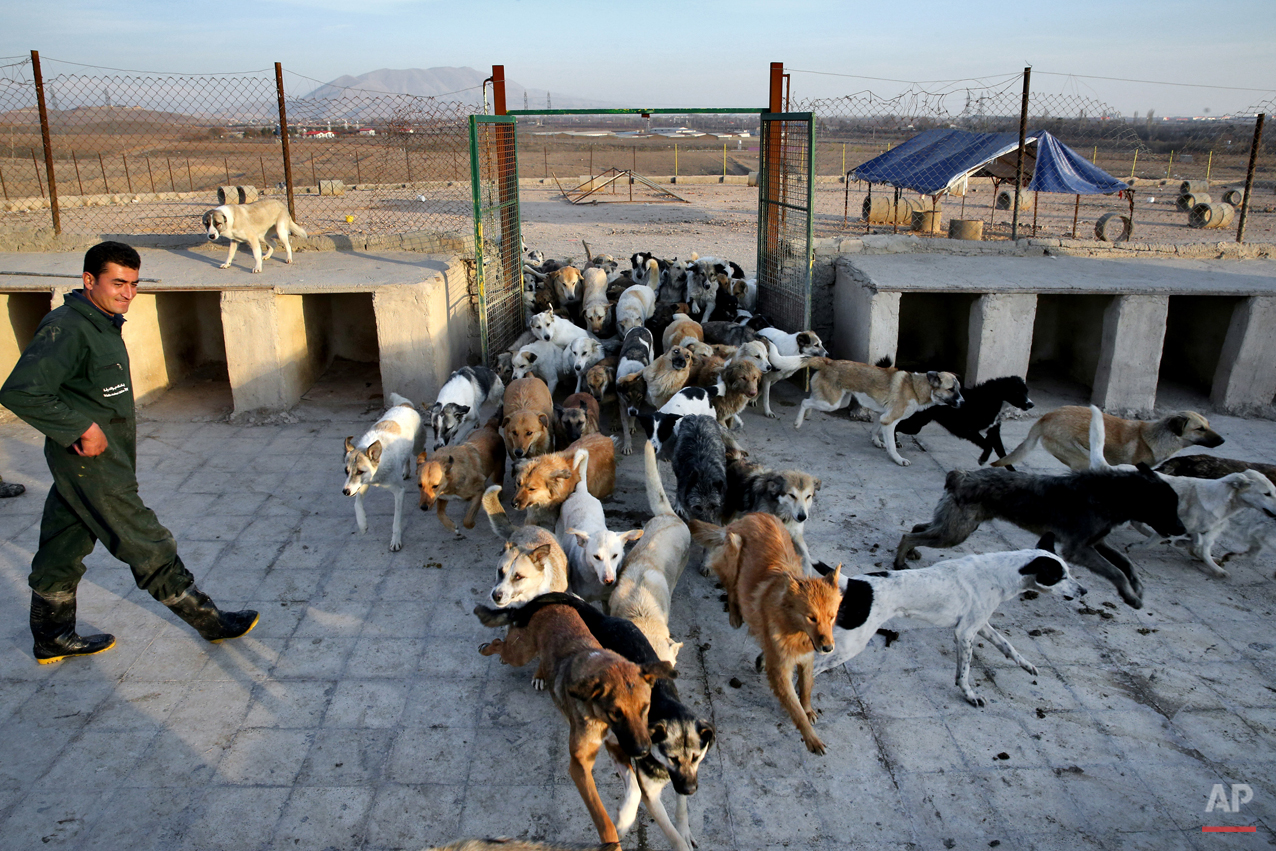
477;592;714;851
893;375;1034;466
427;366;503;450
669;414;727;531
639;380;727;458
814;540;1084;706
895;464;1185;608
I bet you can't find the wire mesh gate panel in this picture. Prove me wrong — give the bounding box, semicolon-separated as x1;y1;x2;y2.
469;115;523;365
756;113;814;333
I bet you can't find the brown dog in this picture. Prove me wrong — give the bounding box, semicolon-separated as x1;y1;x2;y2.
661;313;704;352
476;602;673;847
416;413;507;535
993;406;1225;471
513;432;617;527
712;360;762;429
690;514;842;755
643;345;693;409
584;357;618;425
502;376;556;461
559;392;601;444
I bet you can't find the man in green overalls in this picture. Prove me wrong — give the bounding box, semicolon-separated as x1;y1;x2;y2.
0;242;258;663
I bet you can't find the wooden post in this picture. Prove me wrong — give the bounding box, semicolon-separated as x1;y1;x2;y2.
30;51;60;232
1010;66;1030;241
98;152;108;193
166;156;176;192
1236;113;1265;244
72;150;83;195
145;156;155;193
186;157;194;191
123;153;132;193
275;62;297;221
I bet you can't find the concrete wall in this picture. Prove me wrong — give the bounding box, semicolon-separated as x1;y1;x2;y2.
896;292;977;373
1211;296;1276;413
1028;295;1110;389
0;292;52;382
374;255;473;406
1092;295;1169;417
1160;296;1239;393
967;293;1037;384
832;257;899;364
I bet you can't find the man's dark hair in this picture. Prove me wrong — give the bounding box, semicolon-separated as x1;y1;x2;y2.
83;241;141;277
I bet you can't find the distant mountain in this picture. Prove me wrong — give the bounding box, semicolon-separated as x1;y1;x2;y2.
303;67;611;110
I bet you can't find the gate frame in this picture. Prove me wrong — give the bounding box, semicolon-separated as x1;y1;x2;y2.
469;113;523;365
757;111;815;333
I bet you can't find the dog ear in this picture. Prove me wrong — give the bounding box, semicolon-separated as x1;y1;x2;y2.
472;604;514;627
538;413;550;429
568;678;606;703
416;451;427;466
529;543;554;566
1135;462;1155;475
202;211;211;227
765;476;783;498
444;457;454;471
1166;414;1190;436
1036;532;1057;553
621;529;644;544
1019;556;1064;586
501;415;511;430
640;660;676;683
697;721;717;749
366;441;383;463
344;436;356;453
825;563;843;586
454;405;470;417
813;477;822;491
551;468;573;479
926;371;942;388
649;721;668;743
568;528;591;547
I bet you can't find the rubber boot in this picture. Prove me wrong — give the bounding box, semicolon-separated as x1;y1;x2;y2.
30;590;115;664
0;478;24;498
163;585;259;642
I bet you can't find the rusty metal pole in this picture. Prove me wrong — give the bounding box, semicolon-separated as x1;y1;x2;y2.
762;61;784;293
275;62;296;221
72;150;83;195
31;149;44;197
166;156;176;192
31;51;60;233
492;65;519;293
98;152;108;193
1011;67;1030;242
1236;113;1265;244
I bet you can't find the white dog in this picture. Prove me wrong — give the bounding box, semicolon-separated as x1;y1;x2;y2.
557;450;644;605
616;284;657;336
567;337;606;393
758;333;827;418
512;340;566;397
342;393;421;552
202;199;306;273
426;366;503;450
528;308;589;349
813;544;1085;706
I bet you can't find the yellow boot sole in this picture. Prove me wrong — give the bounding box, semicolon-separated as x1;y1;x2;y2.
36;636;117;664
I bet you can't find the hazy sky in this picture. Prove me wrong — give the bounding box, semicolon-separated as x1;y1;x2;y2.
4;0;1274;116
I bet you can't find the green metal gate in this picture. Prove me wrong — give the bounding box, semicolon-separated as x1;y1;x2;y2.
756;112;814;332
469;115;523;364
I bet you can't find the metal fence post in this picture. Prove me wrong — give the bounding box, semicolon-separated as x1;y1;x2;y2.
1011;66;1030;242
275;62;296;221
1236;113;1265;245
30;50;61;234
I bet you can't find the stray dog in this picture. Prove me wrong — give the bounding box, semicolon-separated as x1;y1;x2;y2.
530;307;590;349
669;414;727;530
417;413;506;536
482;485;570;607
795;357;964;467
512;340;567;398
724;450;821;573
662;313;704;352
701;320;759;348
342;393;421;552
474;601;672;847
894;374;1033;466
614;327;655;455
642;345;693;410
202;198;307;273
690;514;842;754
512;432;617;527
584;358;618;420
1085;407;1276;577
617;284;657;336
567;337;605;393
1157;454;1276;487
428;366;504;450
557;450;644;603
559;392;601;443
501;377;556;461
812;541;1085;707
494;590;710;851
546;266;585;306
640;382;724;459
712;360;761;430
895;464;1186;608
992;405;1224;471
610;440;693;664
753;334;824;418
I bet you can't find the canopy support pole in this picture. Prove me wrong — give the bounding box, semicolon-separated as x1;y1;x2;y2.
1071;194;1080;239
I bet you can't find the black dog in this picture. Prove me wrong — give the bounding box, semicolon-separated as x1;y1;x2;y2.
894;375;1035;466
895;465;1185;608
670;414;727;527
476;592;714;850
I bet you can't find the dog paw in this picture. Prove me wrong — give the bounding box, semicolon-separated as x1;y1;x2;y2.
893;457;911;467
218;262;232;269
966;694;986;708
764;410;778;419
285;258;293;264
389;540;403;552
906;549;921;561
805;707;820;723
804;735;827;755
251;268;262;274
1023;664;1039;677
532;677;545;691
478;642;491;653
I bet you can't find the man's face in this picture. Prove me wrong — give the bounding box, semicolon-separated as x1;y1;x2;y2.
82;262;138;316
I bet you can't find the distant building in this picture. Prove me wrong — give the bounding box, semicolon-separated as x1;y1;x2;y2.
357;127;376;136
302;130;335;139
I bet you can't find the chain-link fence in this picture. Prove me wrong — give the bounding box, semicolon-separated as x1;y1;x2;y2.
0;54;482;241
792;69;1275;245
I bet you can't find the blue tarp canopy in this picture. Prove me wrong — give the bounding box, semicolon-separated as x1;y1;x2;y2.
851;128;1126;196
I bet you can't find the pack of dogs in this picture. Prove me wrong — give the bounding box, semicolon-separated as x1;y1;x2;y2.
335;244;1276;849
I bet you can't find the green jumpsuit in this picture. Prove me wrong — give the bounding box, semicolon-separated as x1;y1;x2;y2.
0;291;194;600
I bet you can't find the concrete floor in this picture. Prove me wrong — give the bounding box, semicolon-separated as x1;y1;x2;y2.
0;372;1273;851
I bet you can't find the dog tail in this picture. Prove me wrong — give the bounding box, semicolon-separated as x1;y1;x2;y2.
804;356;833;372
642;439;678;518
990;419;1042;468
387;391;414;409
875;356;893;368
763;340;805;373
688;518;726;549
290;220;308;239
482;485;515;540
572;449;591;493
1088;405;1110;470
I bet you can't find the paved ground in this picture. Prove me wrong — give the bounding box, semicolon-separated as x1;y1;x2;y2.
1;373;1274;851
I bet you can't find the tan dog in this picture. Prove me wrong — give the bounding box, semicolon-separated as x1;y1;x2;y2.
512;432;617;527
662;313;704;352
643;345;693;409
559;392;601;444
690;514;841;755
476;602;672;847
610;441;692;665
502;376;556;461
993;406;1225;471
794;357;964;467
483;485;570;607
712;360;762;430
416;413;506;536
584;357;618;423
547;266;585;306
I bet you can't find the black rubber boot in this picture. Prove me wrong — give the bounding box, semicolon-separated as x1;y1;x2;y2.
30;590;115;664
163;585;259;642
0;479;25;498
